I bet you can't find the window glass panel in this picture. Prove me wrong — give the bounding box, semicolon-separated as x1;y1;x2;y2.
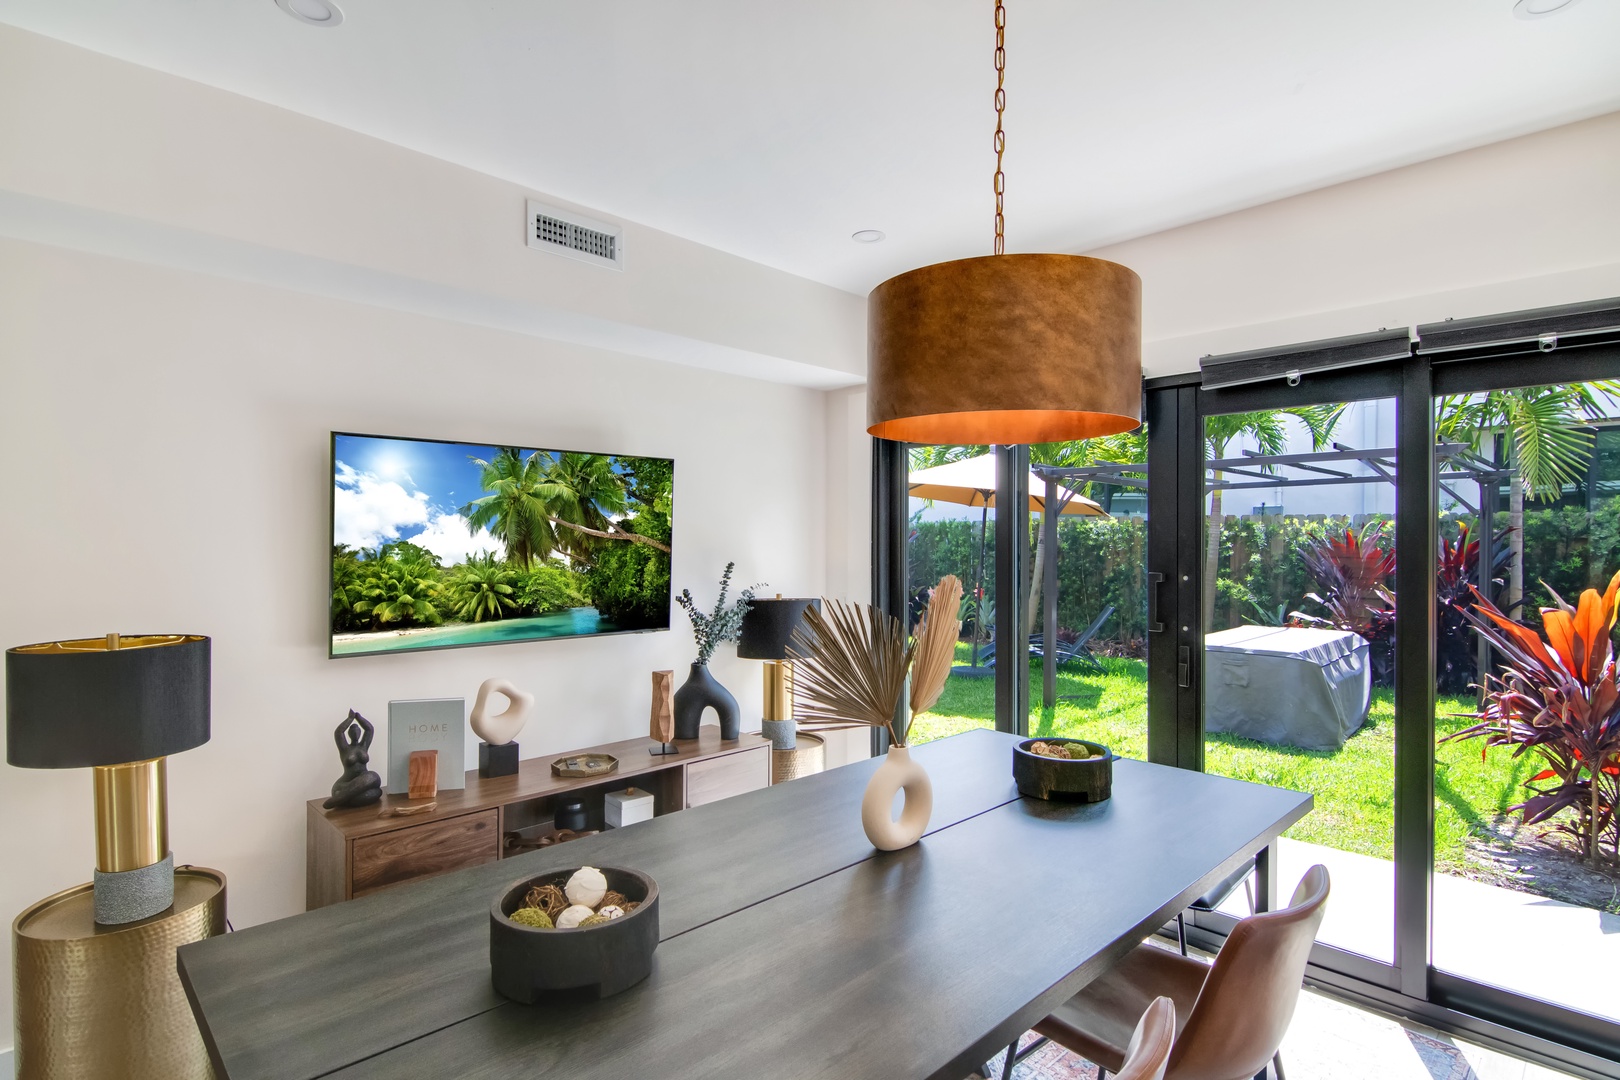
1201;398;1397;964
1431;380;1620;1022
1024;438;1149;761
907;445;998;744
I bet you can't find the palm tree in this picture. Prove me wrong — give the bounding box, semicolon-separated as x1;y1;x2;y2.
450;555;518;622
1203;407;1342;631
1436;383;1620;615
540;452;629;565
1024;432;1150;637
331;545;366;629
460;448;556;569
355;548;444;627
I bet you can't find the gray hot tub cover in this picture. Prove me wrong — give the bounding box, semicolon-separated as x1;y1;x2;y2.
1204;625;1371;751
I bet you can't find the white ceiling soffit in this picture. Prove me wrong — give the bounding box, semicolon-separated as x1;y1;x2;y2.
0;191;861;390
0;1;1615;296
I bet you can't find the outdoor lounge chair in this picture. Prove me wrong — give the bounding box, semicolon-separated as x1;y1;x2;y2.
951;639;997;678
1030;605;1115;674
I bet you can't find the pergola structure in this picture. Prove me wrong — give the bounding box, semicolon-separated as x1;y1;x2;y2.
1026;443;1513;708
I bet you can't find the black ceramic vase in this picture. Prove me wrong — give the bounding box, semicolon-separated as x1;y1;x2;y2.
673;661;739;740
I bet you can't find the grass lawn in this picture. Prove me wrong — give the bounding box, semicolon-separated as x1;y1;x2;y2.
910;644;1540;872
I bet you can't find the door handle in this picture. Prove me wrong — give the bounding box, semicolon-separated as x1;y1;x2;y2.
1178;646;1192;689
1148;572;1166;633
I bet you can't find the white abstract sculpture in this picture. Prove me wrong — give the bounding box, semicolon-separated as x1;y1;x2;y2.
469;679;535;746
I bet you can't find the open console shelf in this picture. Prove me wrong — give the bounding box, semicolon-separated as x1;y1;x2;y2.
306;726;769;908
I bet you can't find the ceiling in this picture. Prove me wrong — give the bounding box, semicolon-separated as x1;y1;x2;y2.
2;1;1616;296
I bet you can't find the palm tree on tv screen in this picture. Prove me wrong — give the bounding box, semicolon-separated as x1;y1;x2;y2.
541;451;629;565
460;448;557;569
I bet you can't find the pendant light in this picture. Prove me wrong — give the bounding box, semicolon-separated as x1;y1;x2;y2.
866;0;1142;445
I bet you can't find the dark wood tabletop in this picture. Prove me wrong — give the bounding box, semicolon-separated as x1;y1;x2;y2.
178;729;1311;1080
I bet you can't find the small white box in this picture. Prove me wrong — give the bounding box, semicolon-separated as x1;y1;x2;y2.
604;787;655;828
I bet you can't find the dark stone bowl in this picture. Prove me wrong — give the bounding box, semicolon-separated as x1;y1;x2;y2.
1012;738;1114;802
490;866;659;1003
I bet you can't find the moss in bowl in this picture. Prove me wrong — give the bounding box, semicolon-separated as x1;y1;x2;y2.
490;866;659;1003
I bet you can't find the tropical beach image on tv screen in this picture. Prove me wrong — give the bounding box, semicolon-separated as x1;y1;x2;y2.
330;432;673;657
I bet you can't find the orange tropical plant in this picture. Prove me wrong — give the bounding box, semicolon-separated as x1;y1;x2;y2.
1447;571;1620;866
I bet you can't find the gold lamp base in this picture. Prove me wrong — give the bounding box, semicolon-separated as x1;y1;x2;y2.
12;867;226;1080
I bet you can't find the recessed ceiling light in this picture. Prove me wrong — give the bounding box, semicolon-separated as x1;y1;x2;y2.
852;230;886;244
276;0;344;27
1513;0;1579;18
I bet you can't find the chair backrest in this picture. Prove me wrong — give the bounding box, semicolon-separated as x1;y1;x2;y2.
1115;996;1176;1080
1166;864;1330;1080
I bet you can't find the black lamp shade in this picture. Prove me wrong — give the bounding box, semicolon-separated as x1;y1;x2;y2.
738;598;820;661
7;635;210;769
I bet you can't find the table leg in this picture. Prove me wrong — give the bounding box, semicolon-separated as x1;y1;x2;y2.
1255;842;1279;913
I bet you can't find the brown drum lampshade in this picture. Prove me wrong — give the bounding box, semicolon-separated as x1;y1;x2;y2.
7;634;211;768
866;254;1143;445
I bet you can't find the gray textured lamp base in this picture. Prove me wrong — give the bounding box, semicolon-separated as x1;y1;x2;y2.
93;851;174;925
760;718;797;751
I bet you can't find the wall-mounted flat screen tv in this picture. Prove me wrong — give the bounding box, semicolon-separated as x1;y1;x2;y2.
330;432;673;658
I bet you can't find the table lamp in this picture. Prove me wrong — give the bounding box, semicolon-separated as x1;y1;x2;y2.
738;597;819;751
7;632;210;924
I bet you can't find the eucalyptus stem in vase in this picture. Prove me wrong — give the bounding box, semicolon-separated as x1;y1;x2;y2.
671;562;760;742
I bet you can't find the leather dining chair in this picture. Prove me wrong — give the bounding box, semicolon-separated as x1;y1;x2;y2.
1034;864;1330;1080
1113;996;1177;1080
986;996;1175;1080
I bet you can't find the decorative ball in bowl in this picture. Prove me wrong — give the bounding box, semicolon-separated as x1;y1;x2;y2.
490;865;659;1003
1012;738;1114;802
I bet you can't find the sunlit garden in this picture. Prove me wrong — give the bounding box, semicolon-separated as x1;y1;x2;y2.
911;646;1548;881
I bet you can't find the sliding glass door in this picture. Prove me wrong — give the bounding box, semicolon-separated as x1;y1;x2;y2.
1198;393;1400;967
1427;366;1620;1050
870;302;1620;1071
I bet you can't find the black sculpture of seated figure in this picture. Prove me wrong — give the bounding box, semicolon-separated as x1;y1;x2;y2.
324;709;383;809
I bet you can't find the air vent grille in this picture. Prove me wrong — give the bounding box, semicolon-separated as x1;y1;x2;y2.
525;200;623;270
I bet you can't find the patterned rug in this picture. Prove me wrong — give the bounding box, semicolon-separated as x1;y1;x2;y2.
969;1027;1479;1080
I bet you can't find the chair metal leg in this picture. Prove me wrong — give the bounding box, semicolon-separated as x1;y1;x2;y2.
999;1040;1018;1080
1176;911;1188;956
1273;1050;1286;1080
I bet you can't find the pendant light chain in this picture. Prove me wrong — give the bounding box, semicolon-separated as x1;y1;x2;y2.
993;0;1007;256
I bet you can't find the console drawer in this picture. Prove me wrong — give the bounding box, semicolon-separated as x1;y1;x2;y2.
351;811;499;897
685;747;768;808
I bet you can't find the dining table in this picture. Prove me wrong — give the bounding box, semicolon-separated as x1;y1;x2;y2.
177;728;1312;1080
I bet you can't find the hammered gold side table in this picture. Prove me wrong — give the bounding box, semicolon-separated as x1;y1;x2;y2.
769;732;826;785
13;866;226;1080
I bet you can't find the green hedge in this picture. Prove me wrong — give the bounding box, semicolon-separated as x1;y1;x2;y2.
910;502;1620;644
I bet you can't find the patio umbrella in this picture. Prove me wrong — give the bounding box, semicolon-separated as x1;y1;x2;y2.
908;456;1106;664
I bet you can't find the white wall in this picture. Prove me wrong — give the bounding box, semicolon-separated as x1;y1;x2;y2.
0;22;872;1055
0;236;838;1048
1090;110;1620;376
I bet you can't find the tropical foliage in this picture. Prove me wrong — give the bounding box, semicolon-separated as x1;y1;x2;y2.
583;457;674;630
1290;523;1398;685
1447;574;1620;867
332;450;671;639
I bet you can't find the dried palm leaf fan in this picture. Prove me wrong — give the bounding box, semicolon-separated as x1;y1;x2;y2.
865;0;1142;445
790;576;963;748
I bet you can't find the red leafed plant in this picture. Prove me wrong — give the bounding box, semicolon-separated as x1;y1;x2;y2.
1291;523;1398;685
1447;572;1620;867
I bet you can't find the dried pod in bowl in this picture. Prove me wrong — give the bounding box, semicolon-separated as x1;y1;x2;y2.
555;904;595;929
565;866;608;908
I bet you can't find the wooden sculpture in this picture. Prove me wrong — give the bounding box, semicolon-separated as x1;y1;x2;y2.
408;749;439;800
649;670;676;755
